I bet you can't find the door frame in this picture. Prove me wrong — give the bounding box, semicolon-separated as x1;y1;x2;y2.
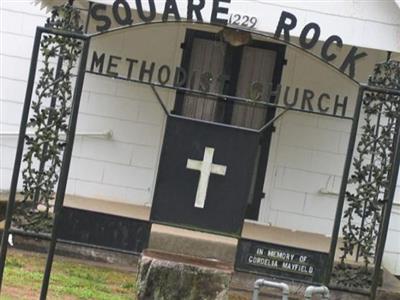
173;29;286;220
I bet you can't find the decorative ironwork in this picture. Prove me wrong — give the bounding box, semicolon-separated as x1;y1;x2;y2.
334;60;400;288
0;2;398;297
14;3;83;233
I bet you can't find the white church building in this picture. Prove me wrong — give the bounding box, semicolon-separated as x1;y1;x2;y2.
1;0;400;286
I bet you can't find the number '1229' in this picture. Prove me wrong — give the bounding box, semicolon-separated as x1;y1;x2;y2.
229;14;258;28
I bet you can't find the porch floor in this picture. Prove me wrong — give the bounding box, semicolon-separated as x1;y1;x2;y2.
64;195;332;262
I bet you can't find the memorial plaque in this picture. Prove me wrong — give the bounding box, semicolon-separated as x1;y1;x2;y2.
151;115;260;237
235;239;329;284
59;207;150;254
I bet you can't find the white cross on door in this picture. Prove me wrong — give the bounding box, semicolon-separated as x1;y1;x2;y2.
186;147;227;209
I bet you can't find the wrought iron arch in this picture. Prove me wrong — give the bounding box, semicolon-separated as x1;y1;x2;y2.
88;20;361;87
0;3;399;300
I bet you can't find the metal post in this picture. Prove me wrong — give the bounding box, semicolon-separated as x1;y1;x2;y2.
150;85;170;116
373;97;398;258
325;85;364;283
252;279;289;300
84;1;93;34
0;27;42;291
304;285;330;300
370;114;400;300
259;108;289;134
39;37;90;300
32;57;64;205
356;102;383;262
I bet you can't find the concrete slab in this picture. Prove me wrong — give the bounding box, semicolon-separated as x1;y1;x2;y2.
63;195;150;221
242;221;330;253
63;197;353;260
0;193;355;262
149;224;238;264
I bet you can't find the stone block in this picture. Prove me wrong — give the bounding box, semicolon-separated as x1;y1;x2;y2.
137;250;233;300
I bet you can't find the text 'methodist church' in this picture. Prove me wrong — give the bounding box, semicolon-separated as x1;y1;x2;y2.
1;0;400;286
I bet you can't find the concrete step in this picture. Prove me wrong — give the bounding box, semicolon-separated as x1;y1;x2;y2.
149;224;238;265
147;220;334;265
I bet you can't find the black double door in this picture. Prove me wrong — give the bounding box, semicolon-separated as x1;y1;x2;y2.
174;29;286;220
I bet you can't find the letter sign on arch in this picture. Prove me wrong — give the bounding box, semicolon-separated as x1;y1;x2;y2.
89;2;367;79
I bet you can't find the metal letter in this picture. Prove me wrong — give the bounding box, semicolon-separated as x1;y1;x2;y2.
321;35;343;62
274;11;297;42
211;0;231;25
299;22;320;50
136;0;156;22
340;46;367;78
187;0;205;22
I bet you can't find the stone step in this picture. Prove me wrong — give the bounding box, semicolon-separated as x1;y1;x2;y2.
137;249;233;300
149;224;238;265
148;221;333;265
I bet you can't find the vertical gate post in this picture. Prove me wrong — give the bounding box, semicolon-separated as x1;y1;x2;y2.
0;27;42;290
325;85;364;283
32;57;64;205
39;36;90;300
370;116;400;299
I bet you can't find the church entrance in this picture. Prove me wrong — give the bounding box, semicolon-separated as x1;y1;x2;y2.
173;29;286;219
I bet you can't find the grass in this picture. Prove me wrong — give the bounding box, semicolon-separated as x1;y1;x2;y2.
1;249;137;300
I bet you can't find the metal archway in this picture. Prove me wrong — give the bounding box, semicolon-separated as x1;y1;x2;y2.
0;4;399;300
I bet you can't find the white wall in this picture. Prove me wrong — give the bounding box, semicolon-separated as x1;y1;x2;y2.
258;42;385;235
67;24;183;205
250;0;400;52
0;1;399;275
0;1;48;191
256;41;400;274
